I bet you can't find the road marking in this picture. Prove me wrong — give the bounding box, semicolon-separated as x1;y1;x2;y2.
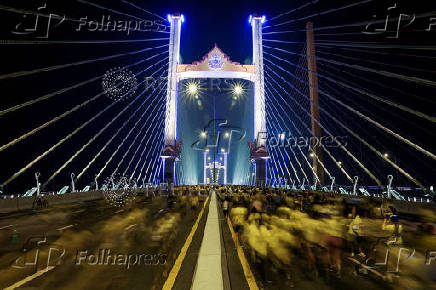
57;224;74;231
125;224;137;231
162;195;210;290
0;224;16;230
347;257;386;279
192;193;222;290
4;266;55;290
227;217;259;290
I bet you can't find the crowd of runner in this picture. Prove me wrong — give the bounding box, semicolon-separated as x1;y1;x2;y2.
212;185;435;288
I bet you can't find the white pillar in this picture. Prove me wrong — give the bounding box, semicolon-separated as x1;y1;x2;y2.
251;15;266;145
35;172;41;196
71;173;76;193
164;14;183;146
203;152;207;184
224;153;228;185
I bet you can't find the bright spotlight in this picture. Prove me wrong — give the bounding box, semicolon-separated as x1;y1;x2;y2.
200;131;207;138
383;153;389;158
221;148;225;153
233;84;244;97
187;82;198;95
309;153;315;158
224;132;230;138
338;161;342;166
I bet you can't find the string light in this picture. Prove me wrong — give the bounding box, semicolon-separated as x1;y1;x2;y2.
102;67;137;101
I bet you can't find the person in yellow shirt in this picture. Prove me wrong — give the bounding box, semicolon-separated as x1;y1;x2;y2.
230;203;248;240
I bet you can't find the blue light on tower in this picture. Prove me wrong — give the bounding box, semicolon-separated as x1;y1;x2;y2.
167;14;185;23
248;15;267;26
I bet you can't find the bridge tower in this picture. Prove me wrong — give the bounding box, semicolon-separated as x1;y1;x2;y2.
162;13;183;185
249;14;268;186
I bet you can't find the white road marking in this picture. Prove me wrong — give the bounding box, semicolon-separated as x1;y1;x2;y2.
124;224;137;231
4;266;55;290
0;224;16;230
56;224;74;231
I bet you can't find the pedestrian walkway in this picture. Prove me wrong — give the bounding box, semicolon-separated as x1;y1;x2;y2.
192;191;223;290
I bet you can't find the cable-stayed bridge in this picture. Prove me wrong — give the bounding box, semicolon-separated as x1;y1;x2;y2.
0;1;434;202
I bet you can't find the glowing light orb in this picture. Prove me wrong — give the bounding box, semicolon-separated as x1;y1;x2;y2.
187;82;199;95
233;84;243;96
200;131;207;138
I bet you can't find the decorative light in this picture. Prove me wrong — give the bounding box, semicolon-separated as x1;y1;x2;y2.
248;15;253;24
261;15;266;23
187;82;198;95
200;131;207;138
102;67;137;101
181;14;185;23
224;132;230;138
278;133;285;140
167;14;172;23
338;161;342;166
221;148;225;153
383;153;389;158
309;153;315;158
233;84;244;96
